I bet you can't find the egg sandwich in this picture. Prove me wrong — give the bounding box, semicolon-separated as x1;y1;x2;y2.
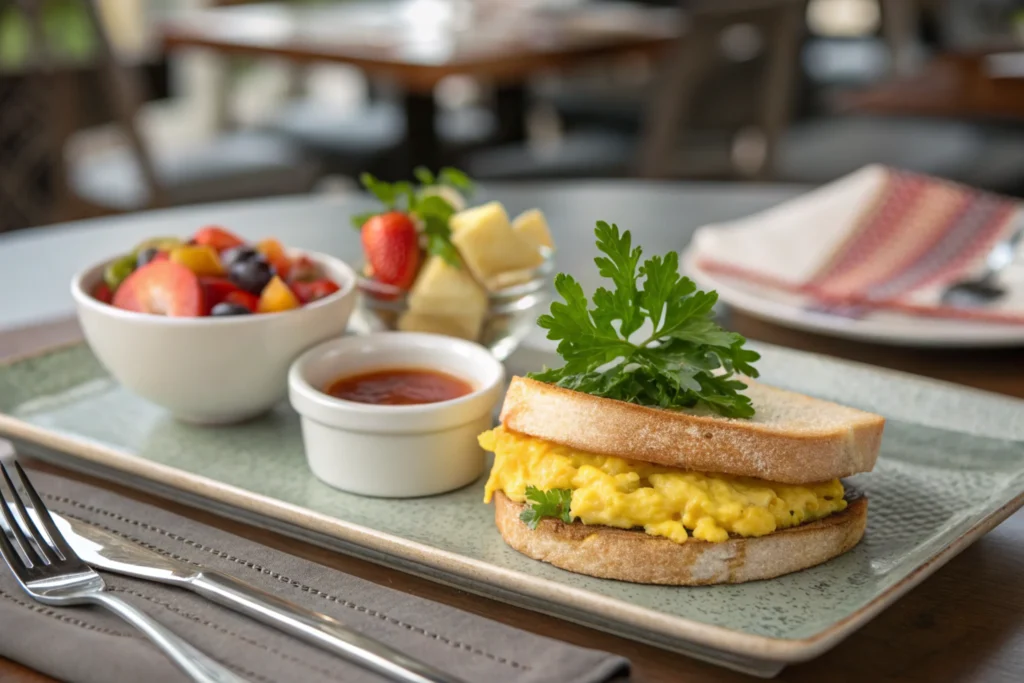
480;222;884;585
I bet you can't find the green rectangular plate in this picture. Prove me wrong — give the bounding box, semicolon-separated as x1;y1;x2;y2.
2;341;1022;677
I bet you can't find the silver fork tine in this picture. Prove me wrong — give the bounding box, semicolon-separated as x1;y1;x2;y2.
11;461;75;562
0;464;43;567
1;461;58;564
0;480;29;568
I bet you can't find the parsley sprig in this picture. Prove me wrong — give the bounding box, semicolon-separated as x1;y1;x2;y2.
519;486;575;529
351;167;474;267
528;222;760;418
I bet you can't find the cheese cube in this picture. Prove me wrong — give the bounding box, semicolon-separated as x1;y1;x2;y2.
485;269;535;292
402;255;487;340
407;255;487;318
512;209;554;250
450;201;544;282
398;311;482;341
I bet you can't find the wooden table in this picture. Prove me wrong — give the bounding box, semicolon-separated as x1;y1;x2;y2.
160;0;679;167
1;314;1021;683
843;49;1024;121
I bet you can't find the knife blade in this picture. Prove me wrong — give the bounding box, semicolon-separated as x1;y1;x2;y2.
50;512;465;683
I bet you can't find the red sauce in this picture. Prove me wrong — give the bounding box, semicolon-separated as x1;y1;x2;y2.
325;368;473;405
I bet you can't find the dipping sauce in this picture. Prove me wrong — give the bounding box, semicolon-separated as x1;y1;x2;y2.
325;368;473;405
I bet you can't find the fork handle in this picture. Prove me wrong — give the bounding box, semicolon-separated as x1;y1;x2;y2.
87;592;249;683
191;572;462;683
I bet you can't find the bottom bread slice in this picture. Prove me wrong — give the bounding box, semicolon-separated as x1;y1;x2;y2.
493;491;867;585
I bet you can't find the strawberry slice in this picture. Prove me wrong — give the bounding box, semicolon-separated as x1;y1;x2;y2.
113;261;204;317
194;226;245;252
200;276;243;314
361;212;421;289
287;255;321;283
291;278;340;304
225;290;260;313
92;282;113;304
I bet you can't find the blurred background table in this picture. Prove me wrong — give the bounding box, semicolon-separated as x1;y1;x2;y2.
844;49;1024;120
0;182;1022;682
160;0;680;169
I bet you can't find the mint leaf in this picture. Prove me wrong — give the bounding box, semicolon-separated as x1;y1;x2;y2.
415;194;460;267
414;194;457;222
413;166;435;185
519;486;574;529
528;222;759;418
439;167;474;194
359;173;396;208
350;211;378;230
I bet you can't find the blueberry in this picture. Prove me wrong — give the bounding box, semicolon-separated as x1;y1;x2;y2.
136;247;160;268
211;302;252;316
222;245;261;267
229;258;275;294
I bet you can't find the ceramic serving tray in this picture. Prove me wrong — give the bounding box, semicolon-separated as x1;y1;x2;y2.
1;341;1023;678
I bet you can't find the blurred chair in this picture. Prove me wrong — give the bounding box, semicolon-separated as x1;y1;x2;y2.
0;1;75;233
27;0;322;217
532;0;684;136
465;0;804;181
637;0;805;180
639;0;1024;193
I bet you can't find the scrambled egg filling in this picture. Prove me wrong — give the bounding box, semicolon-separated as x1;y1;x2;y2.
480;427;847;544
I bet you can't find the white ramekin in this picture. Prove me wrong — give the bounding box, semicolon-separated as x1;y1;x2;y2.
71;249;357;425
288;332;505;498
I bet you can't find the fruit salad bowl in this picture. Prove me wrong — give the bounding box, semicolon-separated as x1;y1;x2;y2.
71;249;357;425
350;251;553;361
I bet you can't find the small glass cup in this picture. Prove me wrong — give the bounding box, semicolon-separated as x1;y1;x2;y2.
350;253;554;360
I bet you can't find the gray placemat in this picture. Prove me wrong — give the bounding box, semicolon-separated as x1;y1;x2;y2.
0;471;630;683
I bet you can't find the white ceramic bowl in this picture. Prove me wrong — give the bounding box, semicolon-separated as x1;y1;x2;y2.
288;332;505;498
72;250;357;424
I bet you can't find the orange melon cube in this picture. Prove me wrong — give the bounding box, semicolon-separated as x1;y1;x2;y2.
257;276;301;313
257;238;292;279
169;245;225;277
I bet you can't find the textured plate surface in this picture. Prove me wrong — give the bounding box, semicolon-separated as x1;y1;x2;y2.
1;342;1023;673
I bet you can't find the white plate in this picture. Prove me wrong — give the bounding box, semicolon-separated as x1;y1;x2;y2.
682;249;1024;348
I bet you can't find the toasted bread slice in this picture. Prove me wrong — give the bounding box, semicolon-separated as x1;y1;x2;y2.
494;491;867;585
500;377;884;484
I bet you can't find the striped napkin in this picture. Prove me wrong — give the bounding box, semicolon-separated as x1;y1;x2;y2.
689;165;1024;323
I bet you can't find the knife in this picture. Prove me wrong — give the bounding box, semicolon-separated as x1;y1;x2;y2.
49;512;465;683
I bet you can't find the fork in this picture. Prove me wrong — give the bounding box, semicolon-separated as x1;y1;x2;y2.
0;449;248;683
940;214;1024;307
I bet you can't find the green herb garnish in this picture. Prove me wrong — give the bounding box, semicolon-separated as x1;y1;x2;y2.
528;221;760;418
351;167;474;267
519;486;575;529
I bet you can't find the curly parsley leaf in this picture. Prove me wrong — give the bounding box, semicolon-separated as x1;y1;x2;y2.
519;486;574;529
353;169;472;267
529;221;760;418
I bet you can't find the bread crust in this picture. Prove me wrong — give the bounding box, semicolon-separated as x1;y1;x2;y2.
494;491;867;585
500;376;884;484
